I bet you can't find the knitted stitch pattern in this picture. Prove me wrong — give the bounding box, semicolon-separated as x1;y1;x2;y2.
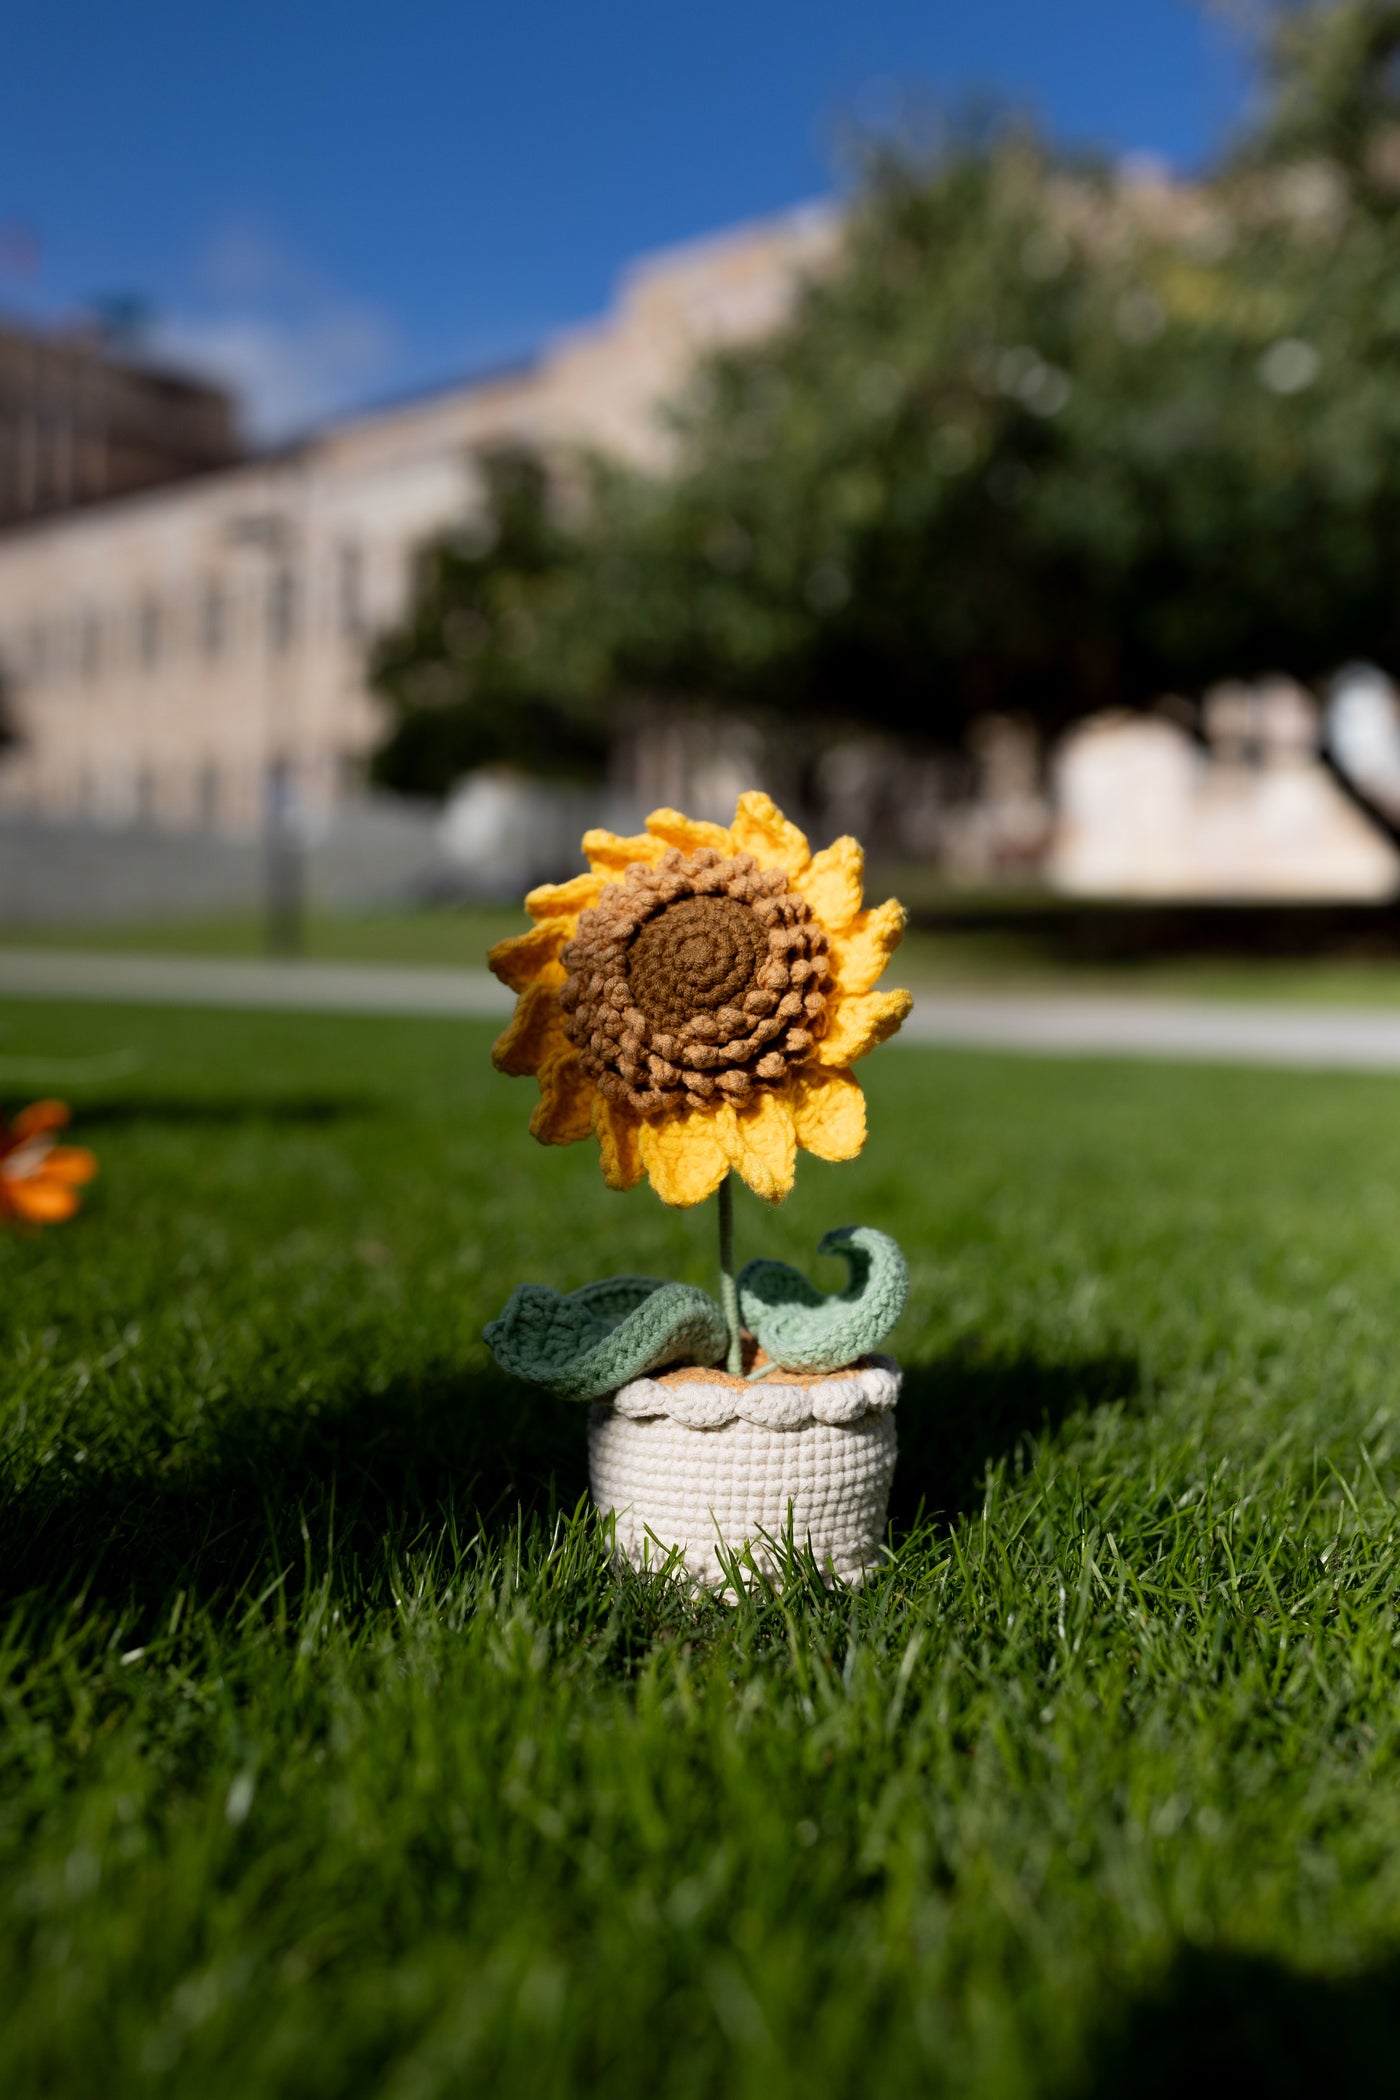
559;846;831;1117
487;793;912;1208
483;1275;728;1401
589;1357;900;1591
737;1225;909;1375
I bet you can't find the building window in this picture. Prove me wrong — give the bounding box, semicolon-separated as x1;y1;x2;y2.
138;596;162;668
338;539;365;637
267;567;297;652
201;582;226;658
198;760;222;826
48;618;72;685
79;610;102;683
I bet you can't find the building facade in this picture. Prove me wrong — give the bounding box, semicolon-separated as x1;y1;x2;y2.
0;208;834;838
0;321;239;529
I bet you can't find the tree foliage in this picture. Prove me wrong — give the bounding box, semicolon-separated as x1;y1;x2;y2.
371;2;1400;792
369;448;608;795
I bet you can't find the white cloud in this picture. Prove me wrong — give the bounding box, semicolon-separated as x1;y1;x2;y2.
154;304;398;441
199;222;302;303
150;222;400;441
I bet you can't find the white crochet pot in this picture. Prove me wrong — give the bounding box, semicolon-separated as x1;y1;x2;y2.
588;1356;900;1592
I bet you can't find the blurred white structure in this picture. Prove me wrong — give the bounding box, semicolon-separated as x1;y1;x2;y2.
439;770;657;899
1327;665;1400;820
438;772;563;899
940;714;1054;881
1050;680;1400;899
0;207;835;841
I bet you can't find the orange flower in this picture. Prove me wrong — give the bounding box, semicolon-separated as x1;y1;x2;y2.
0;1100;98;1225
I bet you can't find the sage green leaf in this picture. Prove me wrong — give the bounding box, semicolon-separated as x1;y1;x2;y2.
738;1226;908;1373
484;1275;728;1400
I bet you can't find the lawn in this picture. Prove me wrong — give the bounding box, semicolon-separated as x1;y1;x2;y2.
5;999;1400;2096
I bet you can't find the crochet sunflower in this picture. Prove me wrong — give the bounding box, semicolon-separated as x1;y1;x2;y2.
488;792;911;1209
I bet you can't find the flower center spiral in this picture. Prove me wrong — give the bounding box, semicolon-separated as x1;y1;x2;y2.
627;895;763;1034
559;847;831;1118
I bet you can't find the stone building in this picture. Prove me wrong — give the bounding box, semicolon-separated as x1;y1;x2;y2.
0;206;834;838
0;320;239;528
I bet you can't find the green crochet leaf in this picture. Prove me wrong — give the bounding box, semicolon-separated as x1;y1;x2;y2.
738;1226;908;1373
484;1275;728;1401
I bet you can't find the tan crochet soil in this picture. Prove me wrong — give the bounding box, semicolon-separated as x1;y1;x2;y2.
649;1347;877;1392
559;846;831;1117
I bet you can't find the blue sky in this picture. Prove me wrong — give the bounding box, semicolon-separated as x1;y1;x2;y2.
0;1;1253;438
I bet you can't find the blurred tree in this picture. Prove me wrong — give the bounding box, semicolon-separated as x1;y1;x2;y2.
1246;0;1400;193
372;2;1400;814
369;447;608;797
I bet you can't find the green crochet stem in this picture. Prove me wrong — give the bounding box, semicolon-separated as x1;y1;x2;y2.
717;1172;744;1376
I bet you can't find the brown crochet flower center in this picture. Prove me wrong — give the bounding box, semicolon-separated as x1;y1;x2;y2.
559;846;832;1118
627;895;763;1034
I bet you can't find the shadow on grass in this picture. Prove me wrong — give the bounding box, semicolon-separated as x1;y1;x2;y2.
0;1366;591;1621
0;1343;1139;1624
71;1094;381;1129
889;1348;1141;1532
1077;1945;1400;2098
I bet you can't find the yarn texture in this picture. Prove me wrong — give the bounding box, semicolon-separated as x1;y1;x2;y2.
487;792;911;1207
737;1226;909;1374
483;791;916;1587
589;1356;901;1591
484;1276;728;1401
484;1228;908;1392
560;848;832;1116
611;1354;901;1428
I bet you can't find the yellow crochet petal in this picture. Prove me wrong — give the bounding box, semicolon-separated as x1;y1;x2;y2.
722;1089;797;1204
582;827;667;878
728;791;810;875
796;835;865;934
529;1052;595;1145
828;898;907;997
488;920;570;992
639;1105;731;1208
789;1066;867;1162
525;871;602;920
814;987;913;1066
645;807;734;857
492;981;569;1077
593;1096;645;1191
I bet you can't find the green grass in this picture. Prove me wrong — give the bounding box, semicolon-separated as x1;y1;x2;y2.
10;900;1400;1005
6;1002;1400;2095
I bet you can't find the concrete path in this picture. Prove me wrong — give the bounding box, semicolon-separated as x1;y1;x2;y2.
7;946;1400;1073
897;990;1400;1072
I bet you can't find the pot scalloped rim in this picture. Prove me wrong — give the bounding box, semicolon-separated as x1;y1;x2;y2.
588;1355;901;1594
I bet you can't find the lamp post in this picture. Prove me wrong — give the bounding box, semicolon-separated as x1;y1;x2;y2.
225;508;305;958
